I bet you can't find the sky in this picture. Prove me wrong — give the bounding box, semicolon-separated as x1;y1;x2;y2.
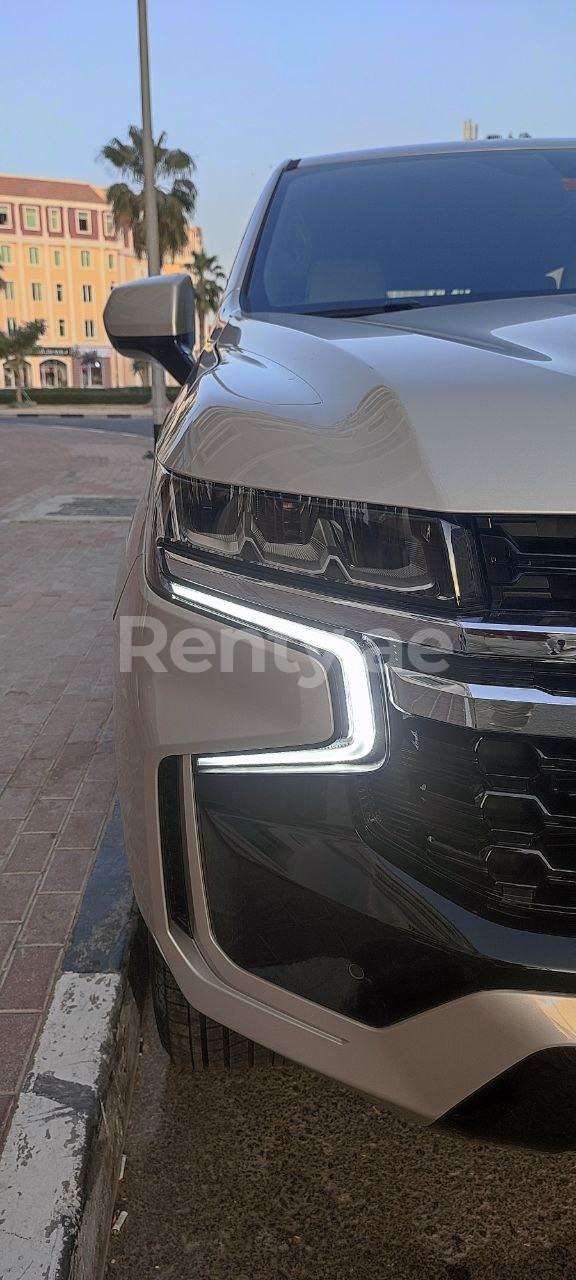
2;0;576;272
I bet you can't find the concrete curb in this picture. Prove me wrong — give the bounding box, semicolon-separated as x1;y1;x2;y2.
0;407;152;417
0;802;147;1280
0;410;150;419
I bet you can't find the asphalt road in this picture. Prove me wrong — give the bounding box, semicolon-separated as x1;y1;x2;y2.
0;413;153;439
106;1000;576;1280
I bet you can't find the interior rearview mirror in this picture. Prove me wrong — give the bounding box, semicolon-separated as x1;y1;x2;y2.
103;273;196;385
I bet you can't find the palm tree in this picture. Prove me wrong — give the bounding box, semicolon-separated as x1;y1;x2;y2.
0;320;45;402
132;358;151;387
100;126;196;263
185;250;226;350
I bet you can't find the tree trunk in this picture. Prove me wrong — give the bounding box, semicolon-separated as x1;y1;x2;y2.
198;311;206;352
15;367;23;404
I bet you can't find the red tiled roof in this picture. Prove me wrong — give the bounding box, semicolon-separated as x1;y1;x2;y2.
0;176;107;204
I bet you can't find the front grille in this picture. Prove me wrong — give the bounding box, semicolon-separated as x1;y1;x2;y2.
401;646;576;696
479;515;576;614
357;710;576;931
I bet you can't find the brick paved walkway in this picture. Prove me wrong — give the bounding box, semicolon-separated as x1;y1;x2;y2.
0;422;150;1146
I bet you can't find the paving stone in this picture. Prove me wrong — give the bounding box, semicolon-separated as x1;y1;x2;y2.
0;821;22;862
41;764;86;800
0;923;18;969
42;849;93;893
4;833;55;875
67;721;104;745
0;787;39;820
85;753;116;782
72;778;115;814
20;893;80;945
0;874;39;922
8;759;52;788
0;750;27;774
27;734;70;761
0;946;61;1010
0;1013;39;1090
57;810;105;850
24;798;70;834
0;1094;12;1141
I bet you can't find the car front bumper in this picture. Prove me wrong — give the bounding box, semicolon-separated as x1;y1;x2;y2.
114;548;576;1132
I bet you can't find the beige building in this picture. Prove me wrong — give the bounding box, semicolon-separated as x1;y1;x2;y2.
0;174;202;390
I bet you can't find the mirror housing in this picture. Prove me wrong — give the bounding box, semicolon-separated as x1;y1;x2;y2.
103;273;196;384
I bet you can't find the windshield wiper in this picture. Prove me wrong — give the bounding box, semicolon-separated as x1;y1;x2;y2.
309;301;423;317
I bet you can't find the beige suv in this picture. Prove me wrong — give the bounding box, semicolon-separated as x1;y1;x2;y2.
106;139;576;1148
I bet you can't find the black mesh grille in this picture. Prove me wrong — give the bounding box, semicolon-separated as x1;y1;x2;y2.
479;515;576;614
357;712;576;930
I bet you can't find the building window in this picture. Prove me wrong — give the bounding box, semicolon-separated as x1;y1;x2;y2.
0;205;11;228
31;282;42;301
81;357;103;388
0;245;12;264
80;250;91;268
40;359;68;389
76;210;90;233
4;359;31;388
58;319;66;337
82;284;93;303
84;319;95;338
104;213;115;236
4;282;15;300
53;250;61;266
7;317;17;334
28;246;40;265
107;252;116;269
24;206;39;230
56;283;64;302
48;207;62;232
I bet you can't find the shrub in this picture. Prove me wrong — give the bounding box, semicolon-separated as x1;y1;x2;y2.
0;387;152;406
0;385;183;407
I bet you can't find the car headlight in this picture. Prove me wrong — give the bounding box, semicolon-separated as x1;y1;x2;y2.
146;465;390;774
148;467;486;611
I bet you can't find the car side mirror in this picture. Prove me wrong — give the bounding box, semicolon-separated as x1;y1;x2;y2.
103;273;196;384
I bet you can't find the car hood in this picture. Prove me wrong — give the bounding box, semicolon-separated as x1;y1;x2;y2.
160;295;576;514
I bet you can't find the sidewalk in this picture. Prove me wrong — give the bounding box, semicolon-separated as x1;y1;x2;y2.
0;421;150;1146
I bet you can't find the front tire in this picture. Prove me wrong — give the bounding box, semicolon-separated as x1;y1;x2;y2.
149;938;279;1071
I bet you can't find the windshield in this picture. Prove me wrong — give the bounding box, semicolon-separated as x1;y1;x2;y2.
244;148;576;315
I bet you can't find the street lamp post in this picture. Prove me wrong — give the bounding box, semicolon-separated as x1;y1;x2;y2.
137;0;167;445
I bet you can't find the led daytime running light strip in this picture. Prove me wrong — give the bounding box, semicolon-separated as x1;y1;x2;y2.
168;577;379;773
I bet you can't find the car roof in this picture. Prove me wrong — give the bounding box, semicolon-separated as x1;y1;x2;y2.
294;138;576;168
